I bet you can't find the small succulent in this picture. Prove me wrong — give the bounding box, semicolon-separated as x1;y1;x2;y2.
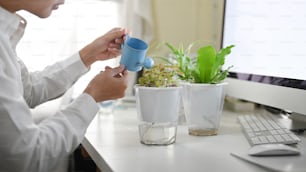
138;63;180;87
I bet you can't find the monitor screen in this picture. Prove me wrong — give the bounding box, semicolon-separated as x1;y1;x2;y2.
222;0;306;118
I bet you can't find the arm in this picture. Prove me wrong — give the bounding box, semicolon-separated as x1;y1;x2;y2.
0;56;99;171
22;53;88;108
0;64;128;172
23;28;128;108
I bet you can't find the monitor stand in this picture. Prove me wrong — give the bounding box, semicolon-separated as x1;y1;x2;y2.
264;106;306;133
288;112;306;132
274;112;306;133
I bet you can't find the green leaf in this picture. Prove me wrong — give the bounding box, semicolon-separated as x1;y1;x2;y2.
165;42;179;55
197;45;216;83
211;65;233;84
210;45;235;82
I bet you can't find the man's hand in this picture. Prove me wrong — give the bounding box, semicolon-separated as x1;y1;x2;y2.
79;28;129;68
83;65;128;102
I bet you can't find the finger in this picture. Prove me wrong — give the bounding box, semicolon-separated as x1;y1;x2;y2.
114;38;124;44
105;66;112;70
121;69;129;77
113;69;128;79
121;28;129;35
114;73;123;78
108;43;121;49
107;48;121;55
106;27;121;34
106;67;123;78
104;65;124;77
107;28;128;42
111;65;125;75
112;27;127;33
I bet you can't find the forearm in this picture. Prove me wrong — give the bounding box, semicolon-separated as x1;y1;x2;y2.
23;53;89;107
79;43;97;69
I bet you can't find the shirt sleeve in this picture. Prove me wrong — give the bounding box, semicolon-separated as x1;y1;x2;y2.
0;73;99;171
21;53;89;108
0;51;99;171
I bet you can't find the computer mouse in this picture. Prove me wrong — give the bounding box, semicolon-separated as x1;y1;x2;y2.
248;144;300;156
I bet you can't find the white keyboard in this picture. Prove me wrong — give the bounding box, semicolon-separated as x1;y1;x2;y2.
238;113;301;146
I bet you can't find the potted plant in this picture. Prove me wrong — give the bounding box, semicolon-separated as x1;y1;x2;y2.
162;42;235;136
135;63;182;145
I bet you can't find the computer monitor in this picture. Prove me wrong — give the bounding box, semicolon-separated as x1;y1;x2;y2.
221;0;306;128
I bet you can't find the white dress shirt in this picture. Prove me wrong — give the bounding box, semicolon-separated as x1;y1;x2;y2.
0;6;99;172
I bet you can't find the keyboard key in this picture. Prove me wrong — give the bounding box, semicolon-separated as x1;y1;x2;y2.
266;135;277;143
274;135;285;142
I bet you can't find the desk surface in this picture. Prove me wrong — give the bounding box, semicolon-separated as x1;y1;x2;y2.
82;103;305;172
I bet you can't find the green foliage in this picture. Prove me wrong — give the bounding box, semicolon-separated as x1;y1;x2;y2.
162;42;234;84
157;42;194;81
138;63;180;87
193;45;235;83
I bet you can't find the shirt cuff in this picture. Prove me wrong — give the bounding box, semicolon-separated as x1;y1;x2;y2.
61;53;89;83
67;93;99;127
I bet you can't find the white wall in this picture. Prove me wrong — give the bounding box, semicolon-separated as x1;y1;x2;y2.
148;0;224;57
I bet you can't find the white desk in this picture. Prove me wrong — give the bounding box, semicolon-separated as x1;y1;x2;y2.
82;103;306;172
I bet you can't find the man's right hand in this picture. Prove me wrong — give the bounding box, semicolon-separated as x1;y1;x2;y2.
83;65;128;102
